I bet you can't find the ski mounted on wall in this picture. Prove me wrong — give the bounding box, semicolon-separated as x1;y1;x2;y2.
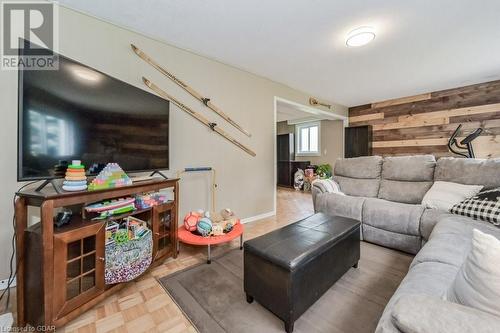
131;44;252;138
142;77;256;157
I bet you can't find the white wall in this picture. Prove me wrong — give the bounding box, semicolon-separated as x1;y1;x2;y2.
295;120;345;168
277;120;345;168
0;6;347;278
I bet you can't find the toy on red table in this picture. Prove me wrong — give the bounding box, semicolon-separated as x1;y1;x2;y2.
183;211;201;231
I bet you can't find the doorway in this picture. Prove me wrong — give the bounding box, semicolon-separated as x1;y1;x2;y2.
273;97;347;213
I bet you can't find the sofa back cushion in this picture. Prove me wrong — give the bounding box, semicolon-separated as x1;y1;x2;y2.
333;156;382;197
435;157;500;190
378;155;436;204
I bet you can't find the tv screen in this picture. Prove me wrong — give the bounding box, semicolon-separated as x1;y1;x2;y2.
18;48;169;181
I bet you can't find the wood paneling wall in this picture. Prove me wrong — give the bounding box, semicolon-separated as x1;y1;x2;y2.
348;80;500;158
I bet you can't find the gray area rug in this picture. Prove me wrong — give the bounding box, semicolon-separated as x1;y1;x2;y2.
158;247;401;333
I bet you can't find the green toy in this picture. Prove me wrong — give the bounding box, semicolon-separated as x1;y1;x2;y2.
113;229;129;245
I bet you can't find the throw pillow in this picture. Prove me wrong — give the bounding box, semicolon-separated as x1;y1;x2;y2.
421;181;483;212
312;179;344;195
450;188;500;226
447;229;500;317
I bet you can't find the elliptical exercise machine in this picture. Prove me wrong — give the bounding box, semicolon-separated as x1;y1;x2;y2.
447;124;483;158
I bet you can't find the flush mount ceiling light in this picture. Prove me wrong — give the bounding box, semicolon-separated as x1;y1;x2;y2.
346;27;376;47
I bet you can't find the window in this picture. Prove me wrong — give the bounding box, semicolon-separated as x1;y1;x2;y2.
296;122;320;156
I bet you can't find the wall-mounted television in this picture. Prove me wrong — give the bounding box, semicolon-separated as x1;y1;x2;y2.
18;43;170;181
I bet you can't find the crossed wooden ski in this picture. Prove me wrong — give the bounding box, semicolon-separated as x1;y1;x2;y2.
142;77;256;157
131;44;252;137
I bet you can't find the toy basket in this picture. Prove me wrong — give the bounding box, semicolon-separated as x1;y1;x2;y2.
105;229;153;284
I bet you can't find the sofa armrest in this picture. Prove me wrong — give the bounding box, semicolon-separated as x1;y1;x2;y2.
392;295;500;333
311;179;343;213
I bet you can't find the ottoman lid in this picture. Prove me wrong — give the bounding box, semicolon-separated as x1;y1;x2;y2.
244;213;360;271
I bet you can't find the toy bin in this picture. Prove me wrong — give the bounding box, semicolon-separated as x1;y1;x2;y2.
104;229;153;284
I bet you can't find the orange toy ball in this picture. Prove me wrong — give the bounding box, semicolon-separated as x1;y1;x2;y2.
183;212;200;231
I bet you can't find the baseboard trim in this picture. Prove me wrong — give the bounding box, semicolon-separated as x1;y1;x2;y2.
241;211;276;224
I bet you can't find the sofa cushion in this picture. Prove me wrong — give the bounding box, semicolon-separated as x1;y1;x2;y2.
313;192;365;221
413;216;500;269
382;155;436;181
434;215;500;239
420;209;453;241
363;224;421;254
363;198;424;236
412;225;471;269
421;181;483;212
391;295;500;333
377;155;436;204
450;187;500;227
435;157;500;190
375;261;460;333
378;179;433;204
334;156;383;179
333;175;380;197
447;229;500;317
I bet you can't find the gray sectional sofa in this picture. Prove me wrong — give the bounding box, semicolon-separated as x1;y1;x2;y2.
312;155;500;333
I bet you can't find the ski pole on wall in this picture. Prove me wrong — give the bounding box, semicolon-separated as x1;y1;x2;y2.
131;44;252;137
143;77;256;157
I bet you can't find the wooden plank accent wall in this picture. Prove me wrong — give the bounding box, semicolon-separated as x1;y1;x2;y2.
348;80;500;158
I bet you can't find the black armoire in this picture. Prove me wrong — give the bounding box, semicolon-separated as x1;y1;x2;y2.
345;125;372;158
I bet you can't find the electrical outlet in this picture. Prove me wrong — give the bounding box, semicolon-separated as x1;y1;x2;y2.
0;278;16;291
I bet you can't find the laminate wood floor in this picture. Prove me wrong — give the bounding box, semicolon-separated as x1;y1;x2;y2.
47;188;412;332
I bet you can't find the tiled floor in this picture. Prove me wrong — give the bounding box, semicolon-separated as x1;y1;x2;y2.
58;188;315;332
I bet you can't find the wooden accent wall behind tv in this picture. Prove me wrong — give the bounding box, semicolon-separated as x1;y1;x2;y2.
348;80;500;158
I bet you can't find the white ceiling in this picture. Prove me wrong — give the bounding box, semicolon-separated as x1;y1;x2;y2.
59;0;500;106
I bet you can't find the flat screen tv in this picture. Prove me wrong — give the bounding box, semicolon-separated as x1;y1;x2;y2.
18;46;170;181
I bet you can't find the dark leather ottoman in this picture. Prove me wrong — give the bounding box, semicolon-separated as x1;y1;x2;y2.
244;213;360;333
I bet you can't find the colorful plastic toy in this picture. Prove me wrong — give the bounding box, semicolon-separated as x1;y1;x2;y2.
62;160;88;192
85;197;136;213
135;192;169;209
88;163;132;191
197;217;213;237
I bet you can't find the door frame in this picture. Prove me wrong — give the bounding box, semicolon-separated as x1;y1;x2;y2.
273;97;348;212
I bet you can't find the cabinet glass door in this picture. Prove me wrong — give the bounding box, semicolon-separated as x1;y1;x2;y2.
54;223;105;317
153;203;175;259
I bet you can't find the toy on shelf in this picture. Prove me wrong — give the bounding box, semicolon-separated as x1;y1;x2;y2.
105;222;120;245
88;163;132;191
135;192;170;209
127;216;150;240
85;197;136;220
62;160;88;192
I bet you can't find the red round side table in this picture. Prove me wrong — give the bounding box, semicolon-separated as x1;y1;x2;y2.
177;221;244;264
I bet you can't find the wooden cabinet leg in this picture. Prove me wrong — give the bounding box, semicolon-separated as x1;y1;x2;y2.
15;197;27;328
41;200;55;326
